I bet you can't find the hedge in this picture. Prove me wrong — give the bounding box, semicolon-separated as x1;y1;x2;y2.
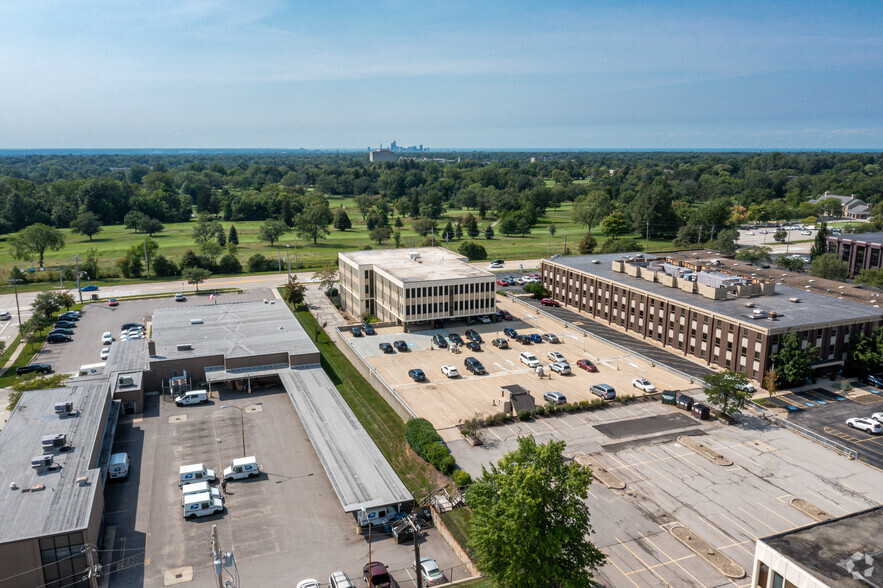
405;418;456;475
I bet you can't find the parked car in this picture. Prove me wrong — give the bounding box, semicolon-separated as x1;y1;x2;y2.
53;321;76;329
632;378;657;393
547;351;566;363
363;562;391;588
120;322;143;331
441;365;460;378
500;310;514;320
576;359;598;372
464;357;486;374
542;333;560;343
503;327;518;338
514;334;532;345
58;311;80;320
408;369;426;382
496;279;510;286
549;362;571;375
448;333;464;345
846;418;882;435
543;391;567;405
47;333;72;343
464;329;481;342
492;259;504;265
108;298;119;307
528;333;542;343
414;557;446;586
479;315;492;324
465;341;481;352
492;338;508;349
870;412;883;425
350;327;362;337
379;342;394;353
16;363;52;375
393;340;408;352
80;284;99;292
175;293;186;302
860;374;883;387
489;262;504;269
102;332;114;345
432;334;448;348
541;298;560;307
519;352;540;368
361;322;376;335
590;384;616;399
48;328;74;336
296;580;320;588
328;571;354;588
100;347;110;360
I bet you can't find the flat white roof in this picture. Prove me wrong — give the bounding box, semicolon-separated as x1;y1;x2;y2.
340;247;493;283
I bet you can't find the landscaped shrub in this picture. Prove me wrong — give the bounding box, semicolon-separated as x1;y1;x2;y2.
534;405;546;416
452;469;473;487
405;418;457;475
517;409;531;421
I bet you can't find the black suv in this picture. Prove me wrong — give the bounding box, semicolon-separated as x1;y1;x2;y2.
464;357;486;375
860;374;883;388
53;320;77;329
361;322;376;335
16;363;52;376
448;333;463;345
379;342;393;353
393;340;408;352
47;333;72;343
432;334;448;348
465;329;483;343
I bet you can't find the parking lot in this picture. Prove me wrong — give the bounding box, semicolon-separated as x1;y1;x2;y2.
448;401;883;588
346;303;695;432
105;388;462;587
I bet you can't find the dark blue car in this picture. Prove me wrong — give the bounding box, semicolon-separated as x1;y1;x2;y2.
408;369;426;382
528;333;543;343
503;327;518;338
80;284;99;292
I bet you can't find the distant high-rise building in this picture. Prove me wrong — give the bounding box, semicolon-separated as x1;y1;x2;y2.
369;149;397;163
419;144;423;151
390;140;397;151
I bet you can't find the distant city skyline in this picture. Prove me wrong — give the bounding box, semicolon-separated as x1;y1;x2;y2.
0;1;880;149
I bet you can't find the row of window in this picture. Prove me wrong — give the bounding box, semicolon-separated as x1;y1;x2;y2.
405;281;494;299
405;297;493;316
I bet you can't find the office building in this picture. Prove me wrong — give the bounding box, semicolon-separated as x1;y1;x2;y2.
339;247;496;328
369;149;397;163
826;232;883;277
809;191;872;220
542;253;883;381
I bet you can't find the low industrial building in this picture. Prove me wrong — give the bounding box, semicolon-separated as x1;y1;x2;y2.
752;505;883;588
338;247;497;329
541;253;883;381
826;231;883;277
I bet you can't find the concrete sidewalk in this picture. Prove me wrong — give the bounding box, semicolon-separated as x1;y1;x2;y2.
303;285;348;342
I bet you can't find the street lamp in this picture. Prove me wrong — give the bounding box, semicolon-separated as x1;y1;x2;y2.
6;278;23;332
285;245;291;278
75;272;88;305
220;403;262;457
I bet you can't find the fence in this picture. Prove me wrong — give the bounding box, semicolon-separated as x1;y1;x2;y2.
747;401;859;459
507;295;707;387
333;326;418;421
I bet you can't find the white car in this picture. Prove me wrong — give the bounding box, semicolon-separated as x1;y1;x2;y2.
549;362;571;375
800;230;812;236
632;378;657;393
514;277;527;285
489;262;503;269
100;347;110;360
871;413;883;425
846;418;882;435
328;571;354;588
479;315;492;324
547;351;567;363
519;352;540;368
441;365;459;378
296;580;320;588
101;331;114;345
0;310;10;320
414;557;446;586
745;231;755;235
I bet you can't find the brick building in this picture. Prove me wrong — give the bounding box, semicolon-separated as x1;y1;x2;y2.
826;231;883;277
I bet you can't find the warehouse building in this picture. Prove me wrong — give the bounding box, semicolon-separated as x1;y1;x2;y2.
339;247;497;329
542;253;883;381
752;505;883;588
826;231;883;277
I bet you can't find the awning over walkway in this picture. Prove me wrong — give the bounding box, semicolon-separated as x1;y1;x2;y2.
204;363;291;384
279;367;413;513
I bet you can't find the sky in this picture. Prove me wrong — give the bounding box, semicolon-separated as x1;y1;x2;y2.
0;0;881;149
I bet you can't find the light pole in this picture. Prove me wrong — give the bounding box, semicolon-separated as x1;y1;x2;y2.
285;244;291;278
220;403;261;457
143;239;151;280
6;278;23;332
294;234;298;270
75;272;88;305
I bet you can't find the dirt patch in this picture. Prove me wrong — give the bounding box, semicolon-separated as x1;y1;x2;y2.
670;526;745;579
677;435;733;466
789;498;831;522
573;454;626;490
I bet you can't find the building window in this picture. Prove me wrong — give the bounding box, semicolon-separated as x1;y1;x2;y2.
871;248;880;267
856;246;866;268
40;533;88;588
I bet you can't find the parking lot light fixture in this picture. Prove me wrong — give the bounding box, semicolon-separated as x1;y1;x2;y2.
220;403;262;457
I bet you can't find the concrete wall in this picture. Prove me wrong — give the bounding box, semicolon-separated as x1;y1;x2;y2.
0;538;42;588
430;505;479;577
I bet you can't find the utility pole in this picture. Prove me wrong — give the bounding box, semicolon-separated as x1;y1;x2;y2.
294;234;298;270
83;544;99;588
211;525;224;588
285;244;291;278
410;516;423;588
646;220;650;252
563;229;567;254
698;226;702;243
143;240;151;280
74;254;83;304
277;251;282;273
547;225;551;257
6;279;23;332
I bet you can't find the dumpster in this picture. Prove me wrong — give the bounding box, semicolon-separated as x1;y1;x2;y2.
676;394;694;411
691;403;710;420
661;390;677;406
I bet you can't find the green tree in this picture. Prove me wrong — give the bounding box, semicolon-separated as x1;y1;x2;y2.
462;213;479;238
599;212;629;240
200;240;224;266
295;203;333;244
369;226;392;245
31;291;63;324
734;246;772;266
772;333;818;387
228;225;239;245
183;267;211;292
467;437;606;587
57;292;76;311
455;222;463;240
776;256;806;272
706;228;739;255
630;177;679;238
139;216;164;236
247;253;270;273
855;268;883;288
83;248;101;280
283;277;306;306
70;211;102;241
9;224;66;267
577;232;597;254
702;370;752;415
333;207;352;231
124;210;148;231
312;267;338;293
412;218;438;237
846;332;880;375
457;241;487;260
498;217;518;236
809;222;830;261
442;220;455;240
598;237;643;254
523;282;549;299
217;253;242;274
192;214;223;245
392;230;402;248
571;190;612;230
809;252;847;281
773;228;787;242
258;218;288;246
484;225;494;239
817;197;843;218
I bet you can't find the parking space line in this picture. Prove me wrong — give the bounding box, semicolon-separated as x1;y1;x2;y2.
615;537;674;587
693;518;754;558
738;507;778;533
639;532;710;588
807;490;850;515
538;418;560;434
623;554;695;576
716;511;758;541
486;427;503;441
555;415;575;430
838;482;879;505
603;552;642;588
757;502;802;527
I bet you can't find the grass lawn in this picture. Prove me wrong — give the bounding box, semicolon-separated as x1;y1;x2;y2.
284;296;439;497
441;507;475;559
0;198;680;282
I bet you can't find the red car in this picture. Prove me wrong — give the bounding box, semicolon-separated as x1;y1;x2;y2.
496;279;509;286
108;298;119;307
541;298;560;307
576;359;598;372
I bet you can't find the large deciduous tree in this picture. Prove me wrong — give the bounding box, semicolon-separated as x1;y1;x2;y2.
70;211;102;241
258;218;288;246
599;212;629;240
702;370;752;415
183;267;211;292
9;223;66;267
809;252;847;281
467;437;606;587
571;189;611;230
295;203;333;244
772;333;818;387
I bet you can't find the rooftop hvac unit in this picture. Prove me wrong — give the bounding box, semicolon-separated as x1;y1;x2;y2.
744;302;755;308
31;455;53;469
176;343;192;351
768;311;778;318
41;434;67;452
118;375;135;387
408;251;421;262
789;297;801;303
54;402;73;416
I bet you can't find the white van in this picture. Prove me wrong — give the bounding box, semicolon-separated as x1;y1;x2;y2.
178;463;216;486
108;453;129;480
519;352;540;368
356;506;399;528
182;492;224;519
223;456;260;480
174;390;208;406
181;481;221;505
